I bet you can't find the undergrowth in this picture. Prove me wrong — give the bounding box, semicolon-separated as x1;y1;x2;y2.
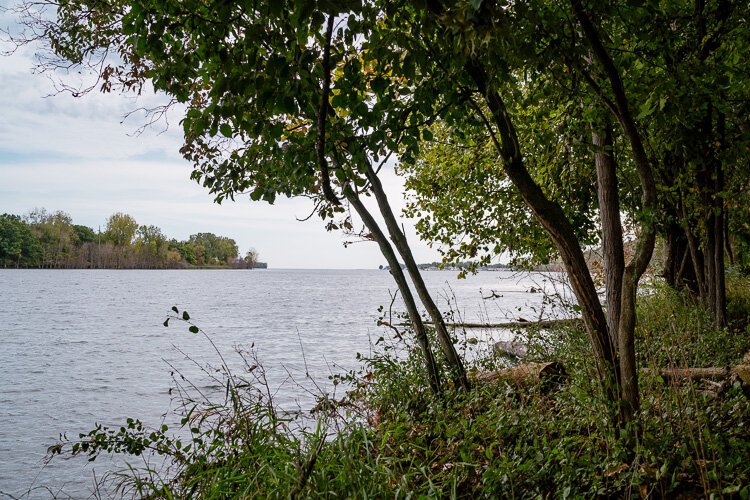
44;274;750;499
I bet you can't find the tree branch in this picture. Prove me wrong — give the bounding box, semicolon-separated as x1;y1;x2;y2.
316;15;340;205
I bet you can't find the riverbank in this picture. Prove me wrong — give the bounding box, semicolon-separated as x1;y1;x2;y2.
44;270;750;498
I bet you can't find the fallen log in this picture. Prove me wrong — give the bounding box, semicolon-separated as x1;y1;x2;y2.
452;318;580;329
473;362;749;394
648;367;731;382
643;365;750;385
400;318;581;329
473;361;567;391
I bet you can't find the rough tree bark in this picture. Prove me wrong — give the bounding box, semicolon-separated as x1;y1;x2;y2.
594;126;625;350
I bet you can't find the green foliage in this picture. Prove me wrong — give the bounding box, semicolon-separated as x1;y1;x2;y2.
187;233;239;266
105;212;139;247
636;281;750;368
73;224;97;244
403;105;602;270
0;209;255;269
0;213;41;267
135;225;167;256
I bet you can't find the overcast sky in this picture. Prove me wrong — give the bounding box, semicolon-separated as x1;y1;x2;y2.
0;10;444;269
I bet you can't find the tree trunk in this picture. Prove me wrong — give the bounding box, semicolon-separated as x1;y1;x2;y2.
663;221;700;296
346;190;443;395
725;209;735;265
363;164;470;390
593;125;644;423
713;112;727;326
682;199;708;301
594;126;625;349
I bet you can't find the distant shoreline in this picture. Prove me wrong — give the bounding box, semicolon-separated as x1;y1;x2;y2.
0;264;269;271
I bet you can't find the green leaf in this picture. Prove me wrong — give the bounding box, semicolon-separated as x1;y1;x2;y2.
219;123;233;138
189;325;199;334
370;76;387;95
182;311;190;320
163;318;170;327
171;306;179;313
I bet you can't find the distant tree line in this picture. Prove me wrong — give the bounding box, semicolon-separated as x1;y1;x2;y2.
0;208;265;269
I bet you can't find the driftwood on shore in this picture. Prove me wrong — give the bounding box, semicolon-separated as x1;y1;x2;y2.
472;361;567;391
645;364;750;387
473;353;750;394
442;318;581;329
393;318;580;331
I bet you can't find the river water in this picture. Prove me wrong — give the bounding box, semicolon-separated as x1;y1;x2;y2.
0;269;571;498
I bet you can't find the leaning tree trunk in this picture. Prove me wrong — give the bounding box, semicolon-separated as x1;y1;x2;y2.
313;20;446;393
346;190;443;395
363;164;470;390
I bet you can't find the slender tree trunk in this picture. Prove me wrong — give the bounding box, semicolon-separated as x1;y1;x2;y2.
713;112;727;327
617;267;640;422
363;164;470;390
594;126;624;348
346;190;443;395
714;204;727;326
725;210;735;266
663;207;700;297
682;200;708;301
663;224;677;288
706;204;718;312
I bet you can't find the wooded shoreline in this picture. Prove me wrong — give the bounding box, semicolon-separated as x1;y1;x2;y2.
1;210;263;270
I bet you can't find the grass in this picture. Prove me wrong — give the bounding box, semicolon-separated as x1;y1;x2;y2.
46;272;750;499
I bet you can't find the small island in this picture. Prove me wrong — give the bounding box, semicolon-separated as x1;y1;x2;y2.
0;209;267;270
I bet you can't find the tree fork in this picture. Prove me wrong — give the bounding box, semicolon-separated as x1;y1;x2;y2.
573;0;661;422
